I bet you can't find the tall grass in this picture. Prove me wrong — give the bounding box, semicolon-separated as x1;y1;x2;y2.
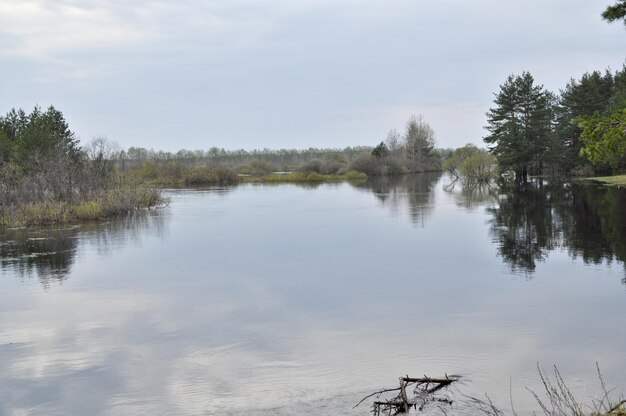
1;185;166;227
127;161;240;186
529;365;625;416
480;364;625;416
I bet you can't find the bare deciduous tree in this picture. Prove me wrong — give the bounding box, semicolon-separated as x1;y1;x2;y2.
84;136;121;190
385;128;403;156
404;115;437;172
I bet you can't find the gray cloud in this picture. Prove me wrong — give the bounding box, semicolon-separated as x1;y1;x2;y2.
0;0;624;150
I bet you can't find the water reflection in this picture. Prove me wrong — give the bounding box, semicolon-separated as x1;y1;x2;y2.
1;178;625;415
0;226;79;287
443;179;499;211
0;211;167;287
81;210;168;256
488;180;626;278
354;172;441;226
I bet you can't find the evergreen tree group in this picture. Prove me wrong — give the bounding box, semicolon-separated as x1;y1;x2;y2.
484;72;554;182
0;106;80;172
484;66;626;180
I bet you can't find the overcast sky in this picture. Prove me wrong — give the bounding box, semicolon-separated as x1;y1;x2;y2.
1;0;625;151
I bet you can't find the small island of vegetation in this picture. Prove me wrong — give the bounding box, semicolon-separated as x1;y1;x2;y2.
0;106;165;227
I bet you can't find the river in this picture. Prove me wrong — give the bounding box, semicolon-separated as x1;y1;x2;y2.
1;173;625;415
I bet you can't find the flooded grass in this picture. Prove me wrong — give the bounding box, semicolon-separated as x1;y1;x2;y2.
480;365;626;416
585;175;626;187
0;186;166;227
242;170;367;184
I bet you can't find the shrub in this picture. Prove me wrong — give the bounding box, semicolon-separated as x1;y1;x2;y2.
350;155;384;176
248;160;275;175
184;165;239;186
235;164;254;175
305;172;324;181
460;152;498;184
384;157;406;175
443;144;482;177
235;160;275;176
74;200;104;220
323;152;348;164
298;159;323;173
139;160;159;180
320;160;344;174
344;170;368;181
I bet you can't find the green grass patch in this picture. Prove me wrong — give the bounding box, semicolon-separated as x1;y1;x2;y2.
127;163;240;187
74;200;105;220
582;174;626;187
241;170;367;184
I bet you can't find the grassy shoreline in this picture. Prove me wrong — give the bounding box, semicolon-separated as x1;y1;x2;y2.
138;169;370;187
0;186;166;227
0;171;367;227
581;174;626;187
5;170;623;228
241;170;368;184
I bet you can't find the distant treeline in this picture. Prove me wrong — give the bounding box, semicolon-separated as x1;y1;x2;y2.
120;114;446;180
119;145;373;170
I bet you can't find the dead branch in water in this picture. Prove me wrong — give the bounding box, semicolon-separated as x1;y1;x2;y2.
354;375;460;415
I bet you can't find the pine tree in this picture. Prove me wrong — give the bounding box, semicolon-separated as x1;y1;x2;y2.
0;106;80;171
580;108;626;171
602;0;626;26
609;66;626;112
371;141;390;159
556;70;615;171
484;72;554;182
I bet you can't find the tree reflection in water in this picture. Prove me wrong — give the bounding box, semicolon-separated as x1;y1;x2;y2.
442;179;499;211
0;211;167;288
0;226;79;287
487;180;626;280
2;180;624;287
354;172;442;227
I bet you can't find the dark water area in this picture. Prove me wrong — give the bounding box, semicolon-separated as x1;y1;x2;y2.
0;174;625;415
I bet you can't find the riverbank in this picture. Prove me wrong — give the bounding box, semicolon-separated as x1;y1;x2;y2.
0;171;369;227
582;174;626;187
131;165;370;187
0;185;165;227
240;170;368;184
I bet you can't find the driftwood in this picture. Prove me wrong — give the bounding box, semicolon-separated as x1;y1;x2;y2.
354;375;460;415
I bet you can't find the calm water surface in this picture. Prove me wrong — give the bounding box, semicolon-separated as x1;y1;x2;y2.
1;174;625;415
